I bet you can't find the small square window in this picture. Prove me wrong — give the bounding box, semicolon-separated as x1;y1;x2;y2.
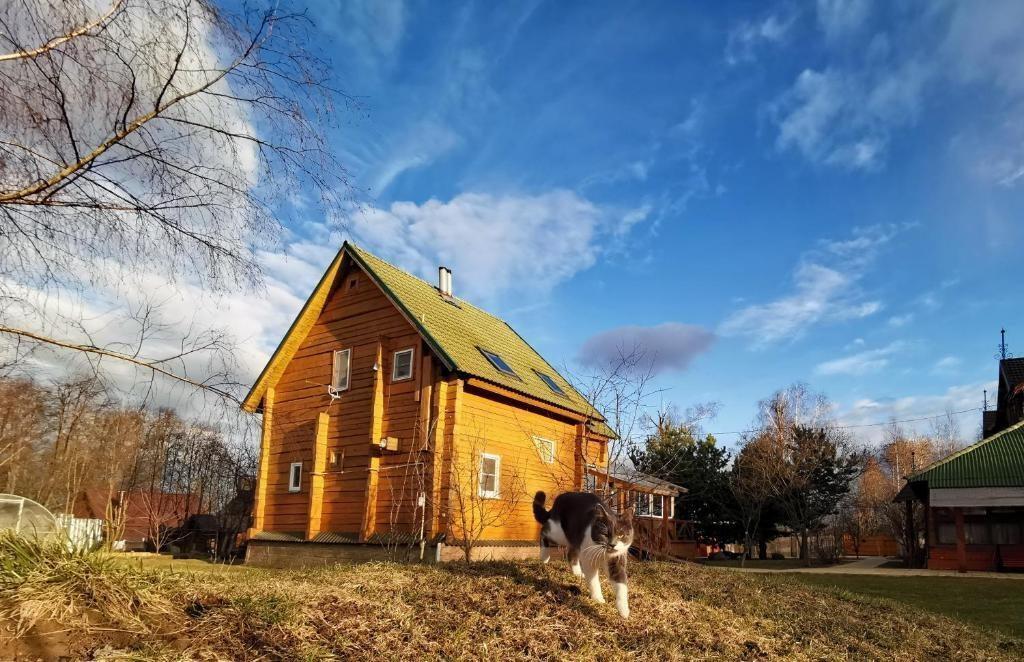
348;277;359;290
332;349;351;391
535;370;567;396
480;349;518;377
288;462;302;492
532;436;556;464
392;348;414;381
479;454;500;498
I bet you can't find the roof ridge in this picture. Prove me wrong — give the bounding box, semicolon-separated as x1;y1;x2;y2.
346;242;516;327
911;417;1024;480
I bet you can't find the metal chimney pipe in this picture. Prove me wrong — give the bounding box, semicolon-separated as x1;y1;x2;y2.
438;266;452;296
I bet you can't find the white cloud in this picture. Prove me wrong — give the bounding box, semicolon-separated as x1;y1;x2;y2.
577;323;715;375
725;12;795;66
772;63;928;171
837;380;993;444
815;341;905;376
348;190;642;304
887;313;913;328
365;119;461;194
816;0;871;40
931;356;961;375
720;225;898;347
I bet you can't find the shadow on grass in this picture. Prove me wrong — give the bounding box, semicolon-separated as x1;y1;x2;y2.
435;560;611;617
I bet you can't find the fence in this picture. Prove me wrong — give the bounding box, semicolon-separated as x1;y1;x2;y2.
56;514;104;552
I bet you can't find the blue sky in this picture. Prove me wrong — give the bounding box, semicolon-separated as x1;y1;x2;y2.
255;0;1024;446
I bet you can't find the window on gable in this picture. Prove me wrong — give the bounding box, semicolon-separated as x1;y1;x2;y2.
532;436;555;464
479;454;500;498
332;349;351;392
584;472;596;492
534;370;567;396
288;462;302;492
480;349;518;378
392;348;414;381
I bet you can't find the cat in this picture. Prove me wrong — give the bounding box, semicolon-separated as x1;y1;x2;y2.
532;490;634;618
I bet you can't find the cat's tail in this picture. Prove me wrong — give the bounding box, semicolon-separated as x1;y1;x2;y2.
532;491;549;524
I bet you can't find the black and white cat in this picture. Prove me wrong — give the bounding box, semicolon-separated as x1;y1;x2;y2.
532;491;634;618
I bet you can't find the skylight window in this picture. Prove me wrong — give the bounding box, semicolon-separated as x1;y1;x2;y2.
480;349;518;377
535;370;567;396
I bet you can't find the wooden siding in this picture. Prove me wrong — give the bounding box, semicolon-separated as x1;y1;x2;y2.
260;264;426;536
445;384;600;542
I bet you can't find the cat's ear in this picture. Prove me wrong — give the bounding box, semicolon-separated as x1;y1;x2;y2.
621;505;634;522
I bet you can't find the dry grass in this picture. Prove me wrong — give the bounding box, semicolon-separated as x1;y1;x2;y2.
1;536;1022;660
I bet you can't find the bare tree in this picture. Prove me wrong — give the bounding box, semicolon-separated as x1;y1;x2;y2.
0;0;352;402
571;344;663;499
447;430;526;562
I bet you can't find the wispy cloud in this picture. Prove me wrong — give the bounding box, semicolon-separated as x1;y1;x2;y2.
348;190;647;304
887;313;913;328
816;0;871;40
720;225;901;347
725;11;796;66
577;322;715;374
815;341;905;376
838;380;993;443
771;62;928;170
932;355;962;375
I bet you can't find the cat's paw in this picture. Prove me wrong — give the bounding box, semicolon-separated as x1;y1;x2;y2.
571;563;583;577
617;605;630;619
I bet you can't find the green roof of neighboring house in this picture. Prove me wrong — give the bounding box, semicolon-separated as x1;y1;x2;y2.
244;242;612;436
910;419;1024;489
347;244;610;432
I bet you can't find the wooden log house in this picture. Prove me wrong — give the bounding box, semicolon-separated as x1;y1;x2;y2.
242;242;689;566
897;357;1024;572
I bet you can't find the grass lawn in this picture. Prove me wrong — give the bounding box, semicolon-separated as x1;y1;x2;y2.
4;533;1022;660
701;558;850;569
110;552;249;575
792;574;1024;639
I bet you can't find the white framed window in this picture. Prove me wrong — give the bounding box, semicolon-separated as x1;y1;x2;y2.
532;436;556;464
288;462;302;492
332;348;351;392
392;348;414;381
479;453;501;499
635;492;651;517
652;494;663;518
583;472;597;492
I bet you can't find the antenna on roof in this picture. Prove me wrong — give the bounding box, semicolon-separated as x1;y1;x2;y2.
983;389;988;411
996;327;1012;361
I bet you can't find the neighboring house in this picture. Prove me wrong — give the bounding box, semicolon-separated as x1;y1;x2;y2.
242;242;687;565
897;357;1024;572
73;489;196;551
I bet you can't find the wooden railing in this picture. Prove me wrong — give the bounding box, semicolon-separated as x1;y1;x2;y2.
632;517;694;560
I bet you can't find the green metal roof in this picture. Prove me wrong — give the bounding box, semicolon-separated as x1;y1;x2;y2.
346;244;613;435
910;419;1024;489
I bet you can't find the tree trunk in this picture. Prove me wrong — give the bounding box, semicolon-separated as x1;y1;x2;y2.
799;529;810;565
758;539;768;560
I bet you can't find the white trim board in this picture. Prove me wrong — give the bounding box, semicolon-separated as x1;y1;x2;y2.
930;487;1024;508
